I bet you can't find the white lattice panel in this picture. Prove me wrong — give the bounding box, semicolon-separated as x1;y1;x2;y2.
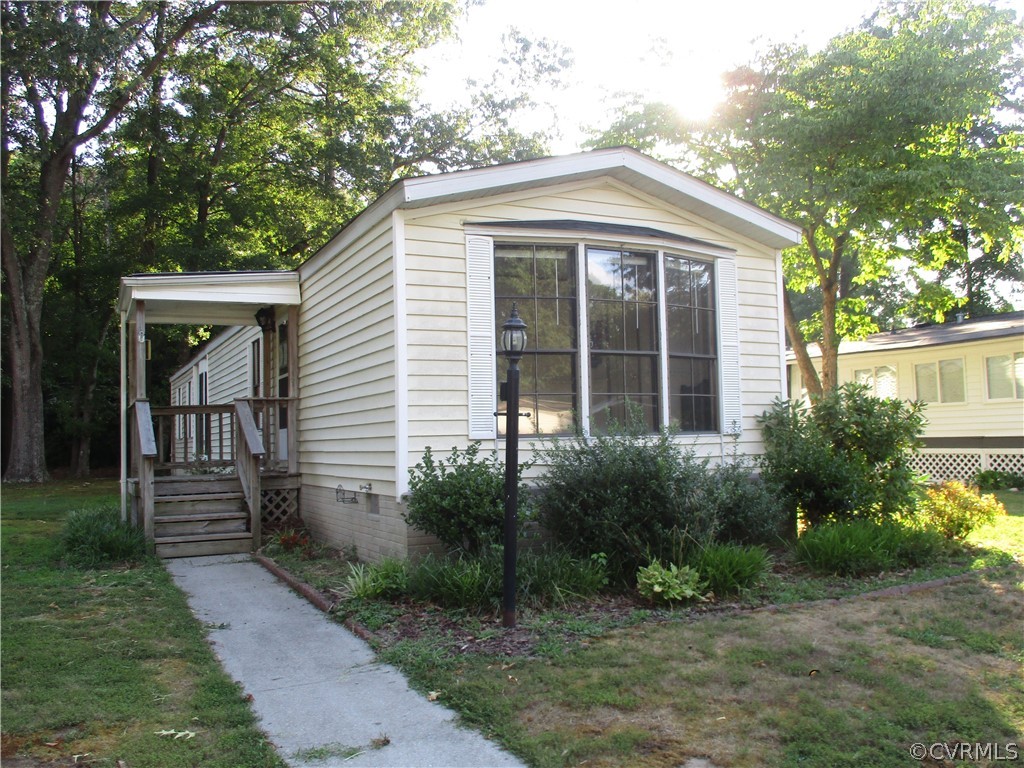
910;452;983;483
262;487;299;529
988;453;1024;477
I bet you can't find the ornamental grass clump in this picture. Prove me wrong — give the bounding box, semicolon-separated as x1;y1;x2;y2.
59;505;147;568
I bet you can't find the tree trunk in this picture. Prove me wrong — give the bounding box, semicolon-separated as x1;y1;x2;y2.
818;279;840;393
782;289;823;399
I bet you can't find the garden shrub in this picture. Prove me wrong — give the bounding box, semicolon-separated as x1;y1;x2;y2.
916;481;1006;540
973;469;1024;491
759;383;926;527
693;542;772;597
59;505;147;568
403;442;533;555
708;456;789;545
537;427;717;583
636;561;705;604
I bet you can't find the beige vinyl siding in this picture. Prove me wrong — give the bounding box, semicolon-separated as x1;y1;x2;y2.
296;217;398;504
790;335;1024;439
401;179;786;477
207;326;260;404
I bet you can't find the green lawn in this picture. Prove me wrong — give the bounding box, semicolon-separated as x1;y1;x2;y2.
1;480;284;767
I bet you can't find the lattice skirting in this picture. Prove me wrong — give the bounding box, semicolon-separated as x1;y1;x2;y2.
262;487;300;529
910;449;1024;483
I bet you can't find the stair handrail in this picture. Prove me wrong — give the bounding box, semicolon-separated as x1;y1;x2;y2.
233;399;265;549
133;399;158;542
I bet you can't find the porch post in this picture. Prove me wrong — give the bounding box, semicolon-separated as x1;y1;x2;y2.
120;309;128;522
134;300;147;401
287;305;299;476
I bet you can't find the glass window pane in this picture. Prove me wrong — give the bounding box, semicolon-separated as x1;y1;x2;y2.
855;369;874;390
694;308;716;356
623;355;658;395
692;261;714;309
939;359;965;403
693;396;717;432
590;354;625;395
494;247;534;298
915;363;938;402
588;301;624;350
534;299;576;349
535;394;575;435
667;306;695;355
622;252;655;301
875;365;897;399
692;359;716;396
665;256;691;306
670;357;694;395
624;303;658;351
535;354;575;395
587;248;622;298
987;355;1013;399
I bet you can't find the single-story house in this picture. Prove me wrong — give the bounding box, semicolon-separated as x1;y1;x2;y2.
119;147;803;559
787;311;1024;482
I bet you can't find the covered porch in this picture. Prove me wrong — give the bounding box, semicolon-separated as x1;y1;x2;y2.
118;271;301;557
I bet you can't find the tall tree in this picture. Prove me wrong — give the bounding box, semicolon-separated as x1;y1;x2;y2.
590;0;1023;396
1;1;225;481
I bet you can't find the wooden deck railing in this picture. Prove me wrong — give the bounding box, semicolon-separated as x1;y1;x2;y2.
234;399;265;549
131;400;158;543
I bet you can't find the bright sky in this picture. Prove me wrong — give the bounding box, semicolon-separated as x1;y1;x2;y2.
418;0;1024;152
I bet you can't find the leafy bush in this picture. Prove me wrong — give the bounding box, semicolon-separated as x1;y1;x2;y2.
636;561;705;604
916;481;1006;540
759;383;925;527
59;505;147;568
795;519;946;576
708;457;789;545
693;543;772;597
537;428;717;583
403;443;533;555
973;469;1024;491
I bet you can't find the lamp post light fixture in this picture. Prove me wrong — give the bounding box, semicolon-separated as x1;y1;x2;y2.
500;302;527;628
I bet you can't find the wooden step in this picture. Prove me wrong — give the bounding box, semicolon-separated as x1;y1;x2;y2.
155;532;253;559
155;512;248;537
155;475;242;496
155;492;243;504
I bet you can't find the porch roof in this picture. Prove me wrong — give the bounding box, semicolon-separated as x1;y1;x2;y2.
118;271;300;325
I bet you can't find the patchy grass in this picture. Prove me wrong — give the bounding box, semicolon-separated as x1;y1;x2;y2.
1;480;284;767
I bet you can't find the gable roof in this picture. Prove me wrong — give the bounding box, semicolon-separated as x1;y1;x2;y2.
300;147;802;278
795;311;1024;360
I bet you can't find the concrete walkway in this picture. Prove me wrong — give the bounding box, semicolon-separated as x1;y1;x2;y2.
166;554;525;768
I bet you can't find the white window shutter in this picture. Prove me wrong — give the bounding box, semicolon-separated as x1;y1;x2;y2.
466;235;497;439
717;257;742;435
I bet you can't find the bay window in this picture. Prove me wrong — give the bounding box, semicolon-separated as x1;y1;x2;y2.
482;234;733;436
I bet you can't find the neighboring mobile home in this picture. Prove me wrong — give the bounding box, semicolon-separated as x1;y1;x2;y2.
788;311;1024;483
120;147;803;559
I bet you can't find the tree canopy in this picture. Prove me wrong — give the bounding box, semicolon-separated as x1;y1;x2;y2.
1;0;568;479
590;0;1024;396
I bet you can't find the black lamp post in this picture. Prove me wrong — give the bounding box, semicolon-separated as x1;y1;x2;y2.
500;302;527;628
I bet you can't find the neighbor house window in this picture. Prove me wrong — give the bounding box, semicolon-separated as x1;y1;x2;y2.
854;365;897;399
494;244;578;435
915;359;965;403
986;352;1024;400
489;241;722;435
